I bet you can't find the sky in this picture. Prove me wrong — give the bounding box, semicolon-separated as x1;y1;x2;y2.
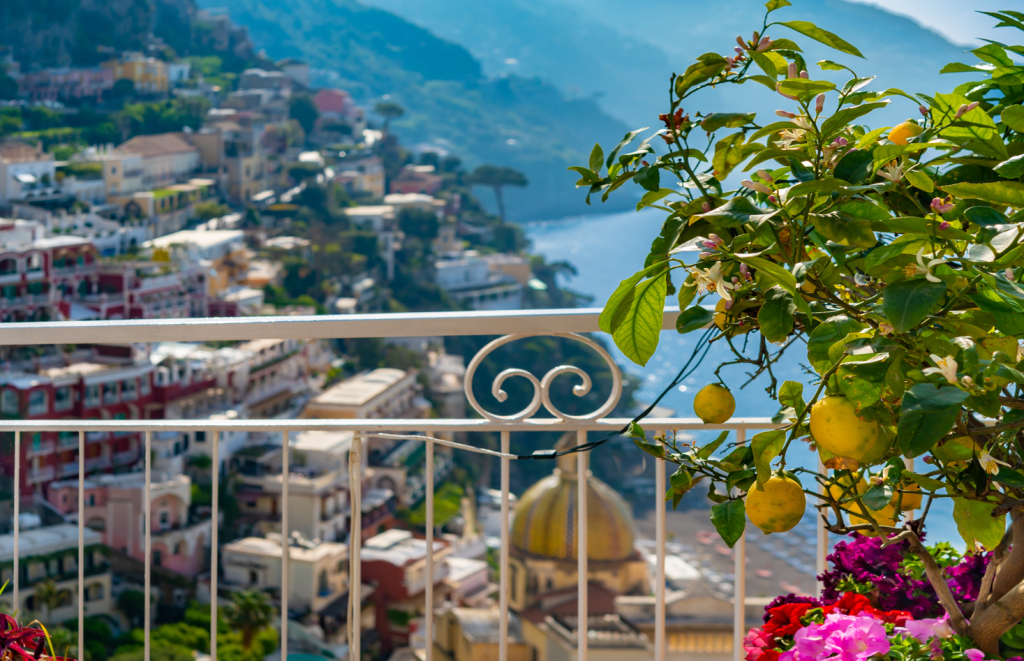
848;0;1017;46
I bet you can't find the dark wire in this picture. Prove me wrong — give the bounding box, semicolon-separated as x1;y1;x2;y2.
513;325;717;460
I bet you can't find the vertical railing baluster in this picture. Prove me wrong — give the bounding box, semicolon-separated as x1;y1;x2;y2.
281;431;289;660
351;434;362;661
211;430;219;659
577;430;588;661
13;430;19;613
733;429;747;661
816;455;827;596
655;455;665;661
424;438;434;661
499;430;510;661
145;431;152;661
78;430;84;658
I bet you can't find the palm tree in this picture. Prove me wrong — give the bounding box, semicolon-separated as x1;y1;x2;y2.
34;579;64;624
373;101;405;133
465;165;529;221
223;590;274;650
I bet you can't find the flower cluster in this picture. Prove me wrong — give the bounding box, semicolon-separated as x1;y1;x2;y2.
745;592;996;661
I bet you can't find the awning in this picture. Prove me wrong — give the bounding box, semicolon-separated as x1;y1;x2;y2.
14;173;37;184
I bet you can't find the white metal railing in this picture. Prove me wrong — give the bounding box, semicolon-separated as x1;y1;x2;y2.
0;308;823;661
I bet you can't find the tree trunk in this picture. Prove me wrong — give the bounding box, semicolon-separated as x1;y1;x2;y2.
493;185;506;221
242;628;254;650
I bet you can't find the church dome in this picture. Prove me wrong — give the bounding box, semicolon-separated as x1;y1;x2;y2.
510;448;636;562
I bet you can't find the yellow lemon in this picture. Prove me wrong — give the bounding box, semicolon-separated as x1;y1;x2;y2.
827;472;867;502
714;298;753;336
849;501;898;537
895;483;922;511
693;384;736;424
809;396;890;465
746;474;806;534
888;121;923;145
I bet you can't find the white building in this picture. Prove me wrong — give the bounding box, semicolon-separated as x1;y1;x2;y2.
145;229;245;262
0;143;58;203
223;532;348;614
168;62;192;85
434;251;528;311
115;133;200;189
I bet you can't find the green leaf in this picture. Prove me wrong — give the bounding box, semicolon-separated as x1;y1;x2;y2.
902;470;946;492
897;384;969;457
702;112;757;133
606;128;646;168
953;498;1005;551
995;155;1024;179
588;143;604;173
752;430;786;487
743;148;809;172
600;264;660;333
626;421;646;440
995;467;1024;488
964;206;1010;228
670;466;694;493
866;242;912;271
833;149;874;184
692;196;771;227
904;170;935;193
882;279;947;333
818;59;848;71
777;78;837;99
712;133;746;178
611;270;667;366
676;305;714;334
872;143;934;174
637;188;676;212
778;20;865;58
856;126;891;149
779;381;805;417
837;354;890;410
942;181;1024;206
750;122;800;142
632;436;664;459
820;102;890;140
1003;105;1024;132
677;274;697;311
810;212;877;248
697;431;730;460
806;315;863;373
758;286;796;343
789;178;849;198
863;483;893;511
634;166;660;192
710;500;747;548
765;0;791;11
676;56;729;96
738;255;813;321
726;469;757;493
932;92;1007;159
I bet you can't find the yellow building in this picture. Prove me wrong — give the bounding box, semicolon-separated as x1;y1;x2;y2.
102;52;169;94
301;368;425;419
434;608;533;661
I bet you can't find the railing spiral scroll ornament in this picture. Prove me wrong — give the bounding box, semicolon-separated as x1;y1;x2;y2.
463;333;623;423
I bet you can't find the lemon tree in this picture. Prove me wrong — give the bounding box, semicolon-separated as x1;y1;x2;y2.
582;2;1024;654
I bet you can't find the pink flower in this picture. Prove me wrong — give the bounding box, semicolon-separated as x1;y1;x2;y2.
756;37;774;52
742;627;774;661
897;615;953;643
964;650;986;661
815;94;826;114
919;104;929;116
776;110;797;118
742;179;772;195
955;102;980;119
939;221;951;230
822;614;889;661
931;197;954;214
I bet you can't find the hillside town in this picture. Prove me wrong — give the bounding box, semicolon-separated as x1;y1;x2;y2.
0;7;801;661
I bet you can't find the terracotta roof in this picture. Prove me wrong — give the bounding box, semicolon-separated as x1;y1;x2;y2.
116;133;197;158
0;142;43;162
520;581;619;624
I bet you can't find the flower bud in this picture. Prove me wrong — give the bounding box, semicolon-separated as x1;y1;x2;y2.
768;194;778;205
741;179;771;195
756;37;774;52
731;276;740;284
799;70;809;79
708;233;723;244
930;197;954;214
739;263;749;276
724;299;735;311
837;137;848;147
870;476;884;486
923;455;934;464
699;252;712;260
1005;267;1014;280
939;221;950;230
752;31;760;43
815;94;825;114
702;240;718;249
775;110;797;118
701;200;712;213
787;62;797;79
919;104;929;117
756;170;773;183
734;46;745;55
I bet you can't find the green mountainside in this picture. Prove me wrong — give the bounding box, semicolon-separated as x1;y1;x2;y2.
195;0;633;221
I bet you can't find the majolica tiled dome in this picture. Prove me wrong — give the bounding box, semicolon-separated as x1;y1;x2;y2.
510;449;636;562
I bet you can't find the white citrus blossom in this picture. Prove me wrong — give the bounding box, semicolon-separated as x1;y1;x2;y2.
980;451;1009;475
878;161;903;184
903;247;947;283
923;354;958;385
690;262;735;300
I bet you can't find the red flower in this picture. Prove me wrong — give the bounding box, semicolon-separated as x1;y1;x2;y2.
876;609;912;626
763;602;814;637
760;651;781;661
831;592;872;615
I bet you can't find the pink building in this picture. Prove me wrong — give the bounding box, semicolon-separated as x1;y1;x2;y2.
18;67;115;102
47;471;211;577
314;89;352;115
